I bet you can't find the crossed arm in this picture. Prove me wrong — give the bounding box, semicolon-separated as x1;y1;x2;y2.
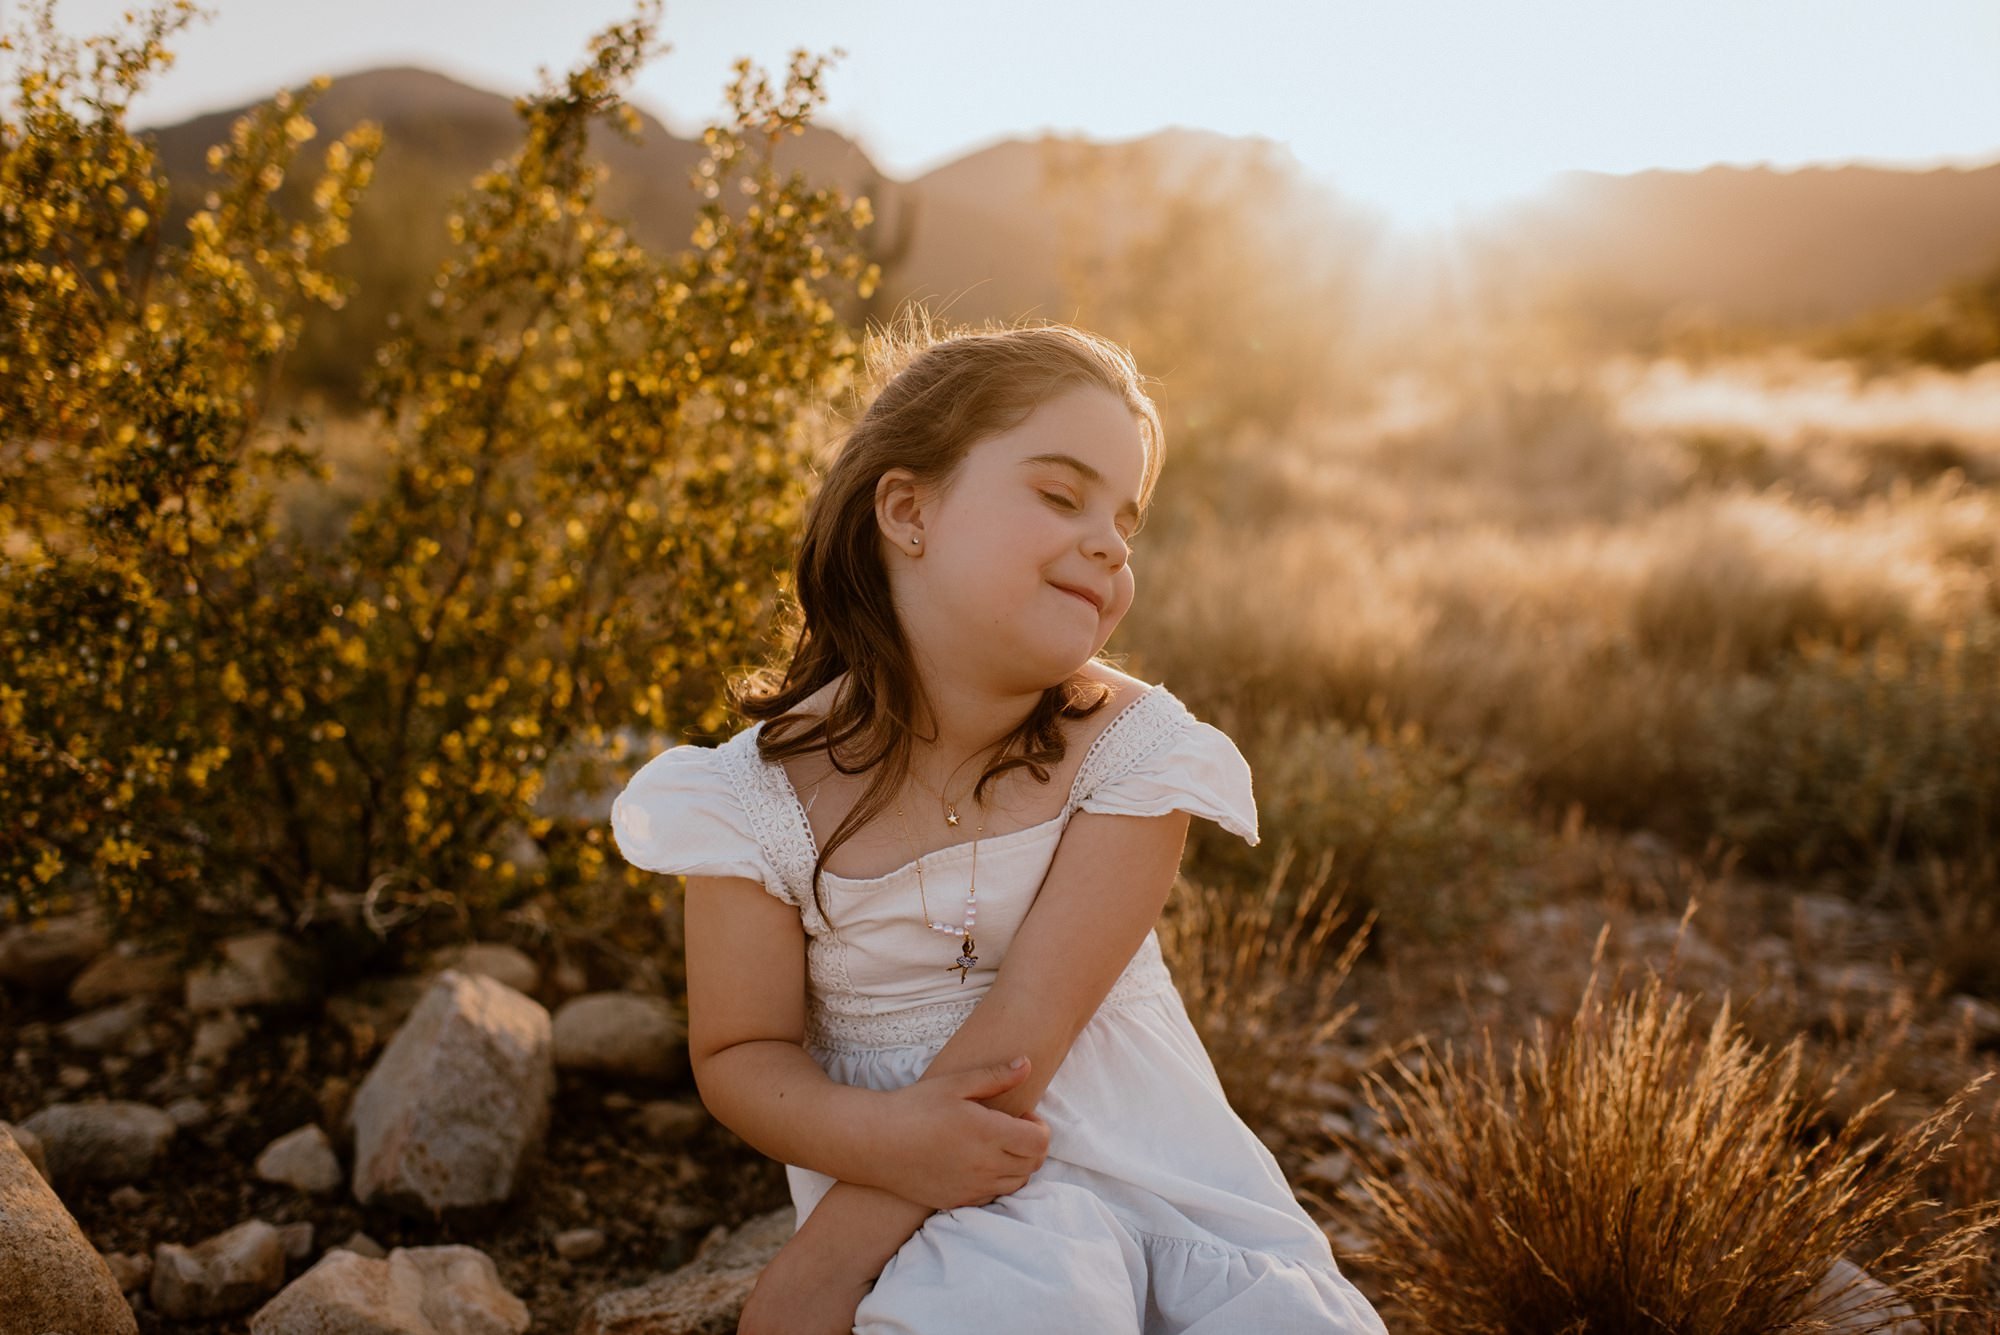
684;804;1193;1334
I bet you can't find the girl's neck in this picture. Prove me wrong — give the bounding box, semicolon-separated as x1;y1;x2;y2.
907;662;1048;796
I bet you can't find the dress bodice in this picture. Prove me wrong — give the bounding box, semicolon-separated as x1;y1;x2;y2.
610;683;1260;1052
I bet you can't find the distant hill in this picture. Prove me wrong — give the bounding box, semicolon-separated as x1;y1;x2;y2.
133;65;2000;405
1469;160;2000;330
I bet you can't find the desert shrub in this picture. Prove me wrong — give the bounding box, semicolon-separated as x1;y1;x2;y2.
1676;615;2000;875
1241;707;1543;950
1351;965;1998;1334
1901;850;2000;1002
1155;841;1372;1137
0;0;876;970
1815;257;2000;374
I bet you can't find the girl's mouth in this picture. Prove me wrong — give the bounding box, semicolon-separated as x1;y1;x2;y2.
1050;583;1100;613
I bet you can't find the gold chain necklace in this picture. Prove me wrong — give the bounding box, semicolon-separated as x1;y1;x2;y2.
903;758;977;827
896;797;982;983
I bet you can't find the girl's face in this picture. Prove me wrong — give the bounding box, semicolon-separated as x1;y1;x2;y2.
879;384;1147;689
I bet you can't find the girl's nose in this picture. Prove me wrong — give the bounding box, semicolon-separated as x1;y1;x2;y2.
1087;525;1129;568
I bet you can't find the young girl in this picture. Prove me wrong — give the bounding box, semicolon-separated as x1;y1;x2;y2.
611;320;1387;1334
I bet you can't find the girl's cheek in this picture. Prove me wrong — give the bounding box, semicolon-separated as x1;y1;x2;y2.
1107;566;1136;621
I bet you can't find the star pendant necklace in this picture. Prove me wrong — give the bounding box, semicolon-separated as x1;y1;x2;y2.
896;778;983;983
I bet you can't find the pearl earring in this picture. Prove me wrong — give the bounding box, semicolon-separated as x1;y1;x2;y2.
911;536;920;545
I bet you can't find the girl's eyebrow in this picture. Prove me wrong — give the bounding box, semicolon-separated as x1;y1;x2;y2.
1020;452;1142;520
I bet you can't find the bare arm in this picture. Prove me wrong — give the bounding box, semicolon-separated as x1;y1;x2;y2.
685;874;1047;1204
738;805;1194;1331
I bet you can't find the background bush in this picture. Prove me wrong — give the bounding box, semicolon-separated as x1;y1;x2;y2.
0;0;876;974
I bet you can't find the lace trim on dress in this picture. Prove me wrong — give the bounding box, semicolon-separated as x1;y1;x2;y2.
804;932;1181;1053
1069;686;1191;809
713;726;834;938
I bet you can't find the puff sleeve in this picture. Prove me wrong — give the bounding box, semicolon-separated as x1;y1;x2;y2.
609;745;788;905
1074;716;1261;846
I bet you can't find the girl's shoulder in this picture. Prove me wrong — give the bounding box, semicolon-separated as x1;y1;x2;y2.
608;724;822;924
1069;674;1262;847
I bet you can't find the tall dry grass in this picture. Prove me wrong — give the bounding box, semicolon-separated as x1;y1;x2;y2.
1155;841;1372;1137
1124;348;2000;885
1345;947;1998;1334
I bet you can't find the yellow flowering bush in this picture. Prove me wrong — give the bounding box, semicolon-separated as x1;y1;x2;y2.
1;0;876;966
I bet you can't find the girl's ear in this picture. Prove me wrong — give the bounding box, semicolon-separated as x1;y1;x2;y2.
875;468;926;550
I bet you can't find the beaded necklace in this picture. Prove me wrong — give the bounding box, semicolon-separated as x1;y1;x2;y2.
895;795;982;983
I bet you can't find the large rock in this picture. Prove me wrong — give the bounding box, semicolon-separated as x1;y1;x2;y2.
185;929;317;1011
249;1244;529;1334
553;992;687;1081
0;1122;139;1334
18;1100;177;1184
578;1207;795;1335
151;1218;288;1318
0;910;109;992
347;969;554;1215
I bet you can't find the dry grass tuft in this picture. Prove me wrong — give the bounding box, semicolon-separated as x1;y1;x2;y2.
1157;840;1373;1136
1348;941;1998;1334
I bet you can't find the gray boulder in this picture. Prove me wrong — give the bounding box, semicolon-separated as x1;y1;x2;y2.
348;969;554;1215
19;1100;176;1184
0;911;109;992
553;992;687;1081
249;1243;529;1334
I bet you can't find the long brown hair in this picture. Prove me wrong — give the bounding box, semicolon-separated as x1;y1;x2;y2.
729;311;1167;925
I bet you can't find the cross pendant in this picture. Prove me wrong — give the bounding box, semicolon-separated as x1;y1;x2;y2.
950;934;978;982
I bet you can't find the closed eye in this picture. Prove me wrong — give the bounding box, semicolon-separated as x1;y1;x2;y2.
1041;489;1139;548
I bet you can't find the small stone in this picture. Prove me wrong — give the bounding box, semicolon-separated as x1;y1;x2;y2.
554;1227;606;1260
277;1220;314;1260
190;1010;246;1067
254;1124;342;1195
58;998;151;1052
103;1249;152;1292
109;1184;147;1210
68;946;180;1008
334;1230;386;1260
58;1064;92;1089
165;1097;212;1130
150;1218;287;1319
428;941;540;996
1;1119;50;1183
184;931;316;1012
1302;1150;1353;1187
636;1098;707;1145
1947;994;2000;1046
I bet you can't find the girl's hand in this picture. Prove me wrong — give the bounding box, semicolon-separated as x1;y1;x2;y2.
738;1229;875;1335
872;1056;1052;1211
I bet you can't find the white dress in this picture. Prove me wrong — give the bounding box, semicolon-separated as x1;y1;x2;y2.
611;684;1387;1334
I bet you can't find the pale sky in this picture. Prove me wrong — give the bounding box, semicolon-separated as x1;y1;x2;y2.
17;0;2000;231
